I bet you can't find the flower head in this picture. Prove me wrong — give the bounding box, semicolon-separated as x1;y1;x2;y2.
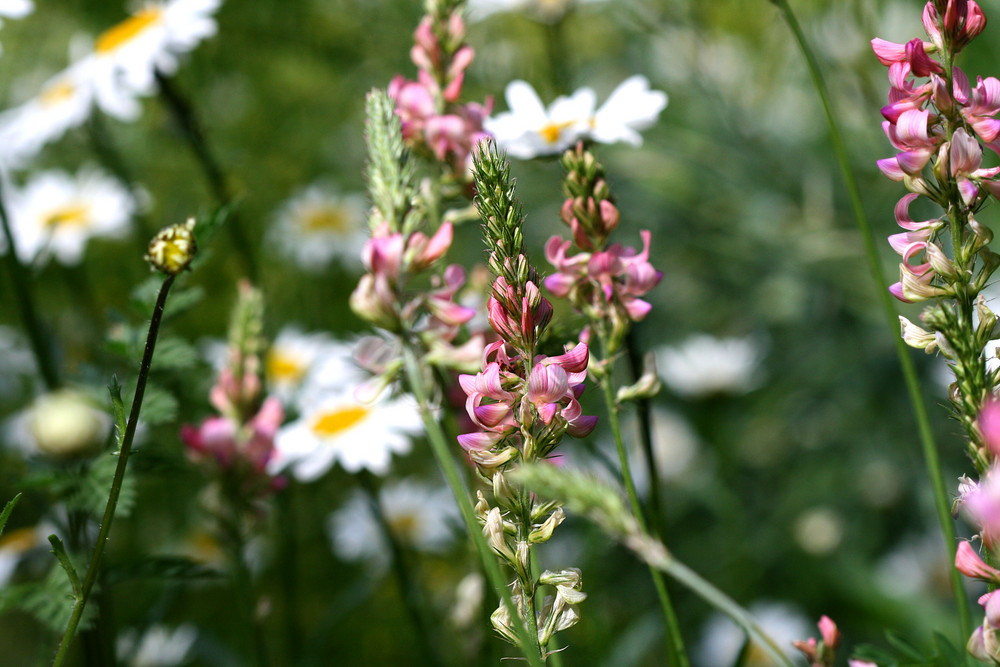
269;184;368;271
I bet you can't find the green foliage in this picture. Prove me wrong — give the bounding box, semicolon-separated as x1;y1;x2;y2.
108;376;127;452
0;563;96;634
62;455;137;520
149;336;200;372
852;631;979;667
138;383;180;427
0;494;21;536
47;535;81;600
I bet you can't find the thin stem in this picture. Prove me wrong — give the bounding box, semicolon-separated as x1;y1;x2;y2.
0;179;60;390
401;343;546;667
276;484;302;666
597;331;689;667
154;70;258;281
52;274;176;667
625;329;664;535
357;470;445;667
769;0;972;639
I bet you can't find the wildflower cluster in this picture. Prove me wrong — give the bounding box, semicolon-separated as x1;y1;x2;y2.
388;0;491;181
458;140;594;656
873;1;1000;661
544;144;662;352
180;282;284;504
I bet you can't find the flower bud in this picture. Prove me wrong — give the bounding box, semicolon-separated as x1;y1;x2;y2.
484;508;516;563
29;389;109;458
528;507;565;543
145;218;197;275
617;351;663;401
899;316;938;352
925;242;957;279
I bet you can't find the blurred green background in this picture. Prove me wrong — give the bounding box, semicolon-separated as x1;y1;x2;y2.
0;0;994;665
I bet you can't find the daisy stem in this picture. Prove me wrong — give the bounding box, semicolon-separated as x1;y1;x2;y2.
597;328;689;667
0;180;60;390
357;470;445;667
769;0;972;639
154;70;259;282
51;274;175;667
400;342;546;667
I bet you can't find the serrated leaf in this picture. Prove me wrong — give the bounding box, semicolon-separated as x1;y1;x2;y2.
140;384;178;426
108;376;127;452
0;493;21;536
19;564;96;633
152;337;199;371
65;455;136;519
47;535;81;599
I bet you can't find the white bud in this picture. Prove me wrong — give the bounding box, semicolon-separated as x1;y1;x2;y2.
29;390;109;458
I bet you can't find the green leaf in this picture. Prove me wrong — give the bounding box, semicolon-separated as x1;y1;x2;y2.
0;493;21;536
65;455;136;519
139;384;179;426
108;376;127;452
47;535;81;599
18;564;96;633
151;336;199;371
194;199;240;249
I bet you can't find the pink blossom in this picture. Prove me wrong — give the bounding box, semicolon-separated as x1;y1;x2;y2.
792;615;841;667
181;397;285;483
980;399;1000;457
957;471;1000;551
956;540;1000;584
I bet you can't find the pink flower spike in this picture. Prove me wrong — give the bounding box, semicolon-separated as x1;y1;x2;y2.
546;342;590;374
980;399;1000;457
818;616;840;652
871;38;909;66
955;540;1000;583
457;431;503;452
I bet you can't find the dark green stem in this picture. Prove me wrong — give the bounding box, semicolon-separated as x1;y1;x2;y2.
154;70;258;281
0;180;61;390
625;329;664;535
357;470;445;667
597;331;689;667
401;343;545;667
769;0;971;638
276;484;302;666
51;274;175;667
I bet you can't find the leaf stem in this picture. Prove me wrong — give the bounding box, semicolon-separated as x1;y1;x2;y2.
51;274;176;667
769;0;971;639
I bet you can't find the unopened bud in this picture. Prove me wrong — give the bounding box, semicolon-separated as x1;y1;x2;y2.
145;218;197;275
899;316;938;353
528;508;565;543
29;390;108;458
484;508;516;563
492;470;515;505
617;351;663;402
475;490;490;519
924;242;957;279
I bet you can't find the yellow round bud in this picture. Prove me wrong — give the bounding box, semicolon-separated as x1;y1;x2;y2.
29;390;108;458
145;218;197;275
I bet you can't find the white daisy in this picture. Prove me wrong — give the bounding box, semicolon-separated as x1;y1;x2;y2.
116;624;197;667
0;524;44;587
486;81;594;159
265;328;364;404
270;389;422;481
467;0;606;22
327;479;458;573
0;60;104;168
268;184;368;271
87;0;221;107
695;601;812;667
486;76;666;159
5;166;135;265
655;334;764;399
0;326;35;398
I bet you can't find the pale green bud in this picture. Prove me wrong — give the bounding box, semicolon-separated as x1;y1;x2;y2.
29;389;108;458
528;508;565;543
484;508;516;563
616;351;662;403
145;218;196;275
899;316;938;353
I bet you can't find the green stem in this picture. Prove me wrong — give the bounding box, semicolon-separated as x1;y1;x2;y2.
769;0;972;639
357;470;445;667
401;343;546;667
625;329;664;535
0;180;61;390
638;543;795;667
51;274;176;667
154;70;258;281
276;484;302;666
597;332;689;667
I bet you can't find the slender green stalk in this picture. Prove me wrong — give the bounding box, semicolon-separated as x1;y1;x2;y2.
51;274;176;667
625;329;664;534
597;330;689;667
276;484;303;665
0;179;60;390
401;343;546;667
357;471;444;667
769;0;971;638
154;70;258;281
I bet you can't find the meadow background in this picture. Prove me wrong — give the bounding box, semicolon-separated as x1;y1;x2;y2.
0;0;992;664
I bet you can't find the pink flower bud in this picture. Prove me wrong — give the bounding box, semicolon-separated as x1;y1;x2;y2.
956;540;1000;583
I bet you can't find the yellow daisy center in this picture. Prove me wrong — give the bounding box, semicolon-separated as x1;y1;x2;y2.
39;81;76;108
312;405;369;438
0;527;38;554
95;7;165;54
43;205;90;230
302;206;348;233
539;120;575;145
266;350;306;384
388;513;419;540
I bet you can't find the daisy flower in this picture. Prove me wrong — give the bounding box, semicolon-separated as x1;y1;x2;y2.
116;625;197;667
265;328;364;404
327;479;458;573
87;0;221;104
0;0;32;56
0;524;44;587
268;184;368;271
467;0;606;23
270;389;423;481
486;76;667;159
655;334;764;399
4;166;135;265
